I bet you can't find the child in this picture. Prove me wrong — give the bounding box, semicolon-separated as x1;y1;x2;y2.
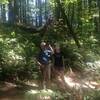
53;43;64;79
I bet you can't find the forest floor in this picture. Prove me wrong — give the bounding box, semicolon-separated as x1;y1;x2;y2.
0;67;100;100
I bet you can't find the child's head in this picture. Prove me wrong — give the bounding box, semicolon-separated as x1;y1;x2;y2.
55;47;60;53
54;43;61;53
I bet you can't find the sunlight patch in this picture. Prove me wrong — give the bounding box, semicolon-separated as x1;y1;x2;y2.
28;90;39;94
94;60;100;67
85;82;95;89
64;75;98;90
64;76;80;88
25;89;54;100
26;81;39;87
8;50;23;60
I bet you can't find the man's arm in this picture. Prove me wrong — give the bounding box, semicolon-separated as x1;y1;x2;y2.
37;61;42;66
49;44;54;54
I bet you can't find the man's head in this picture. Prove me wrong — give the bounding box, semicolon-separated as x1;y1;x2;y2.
40;41;46;49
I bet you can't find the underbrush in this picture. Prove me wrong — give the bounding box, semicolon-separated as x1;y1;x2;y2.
0;23;100;82
25;89;100;100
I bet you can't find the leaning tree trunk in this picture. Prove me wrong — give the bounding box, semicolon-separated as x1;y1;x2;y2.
55;0;81;48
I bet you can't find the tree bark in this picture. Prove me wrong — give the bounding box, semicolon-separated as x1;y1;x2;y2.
38;0;42;26
97;0;100;33
8;0;15;25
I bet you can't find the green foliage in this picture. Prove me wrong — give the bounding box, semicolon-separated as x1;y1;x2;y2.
64;0;77;5
0;0;100;81
25;89;71;100
0;24;40;81
0;0;8;4
84;90;100;100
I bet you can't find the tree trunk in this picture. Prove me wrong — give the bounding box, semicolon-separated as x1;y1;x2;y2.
55;0;81;48
55;0;61;20
97;0;100;33
14;0;19;24
8;0;15;25
38;0;42;26
77;0;82;32
35;0;38;27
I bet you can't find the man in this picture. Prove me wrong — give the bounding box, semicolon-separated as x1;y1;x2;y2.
37;41;54;89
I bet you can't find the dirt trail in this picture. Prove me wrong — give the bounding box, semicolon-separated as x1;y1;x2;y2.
0;82;25;100
64;68;100;90
0;69;100;100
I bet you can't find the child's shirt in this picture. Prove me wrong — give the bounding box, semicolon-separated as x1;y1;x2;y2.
53;52;63;67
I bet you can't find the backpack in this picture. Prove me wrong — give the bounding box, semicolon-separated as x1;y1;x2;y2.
38;49;51;65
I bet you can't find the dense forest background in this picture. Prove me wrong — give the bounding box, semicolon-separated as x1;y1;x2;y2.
0;0;100;86
0;0;100;100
